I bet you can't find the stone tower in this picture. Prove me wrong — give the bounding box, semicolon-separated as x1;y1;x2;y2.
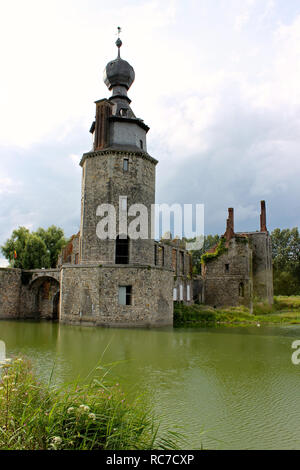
59;36;175;327
79;37;156;265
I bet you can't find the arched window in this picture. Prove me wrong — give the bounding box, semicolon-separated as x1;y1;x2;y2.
115;235;129;264
239;282;245;298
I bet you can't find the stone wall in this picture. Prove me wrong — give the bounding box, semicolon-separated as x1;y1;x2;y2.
0;268;22;319
248;232;273;304
60;264;174;327
80;150;157;265
203;238;253;307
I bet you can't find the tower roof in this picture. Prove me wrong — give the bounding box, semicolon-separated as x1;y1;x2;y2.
103;36;135;91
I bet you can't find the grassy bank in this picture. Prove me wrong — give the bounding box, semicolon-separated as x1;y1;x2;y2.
174;296;300;327
0;358;182;450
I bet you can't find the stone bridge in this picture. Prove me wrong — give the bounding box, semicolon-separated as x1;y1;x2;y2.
23;269;60;286
21;269;61;320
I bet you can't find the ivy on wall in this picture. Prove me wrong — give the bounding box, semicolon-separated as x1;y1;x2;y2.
201;237;228;265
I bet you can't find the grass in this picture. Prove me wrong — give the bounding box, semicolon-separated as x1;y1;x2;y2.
0;357;183;450
174;296;300;327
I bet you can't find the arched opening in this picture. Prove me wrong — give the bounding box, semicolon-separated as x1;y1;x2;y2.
115;235;129;264
30;276;60;320
53;291;60;321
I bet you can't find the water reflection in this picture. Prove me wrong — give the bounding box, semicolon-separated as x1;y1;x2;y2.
1;320;300;450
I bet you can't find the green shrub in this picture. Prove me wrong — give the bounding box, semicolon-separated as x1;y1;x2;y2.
0;358;182;450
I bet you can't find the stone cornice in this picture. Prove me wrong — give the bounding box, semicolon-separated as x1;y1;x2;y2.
80;148;158;167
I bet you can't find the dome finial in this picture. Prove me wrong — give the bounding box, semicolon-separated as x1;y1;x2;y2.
116;26;122;58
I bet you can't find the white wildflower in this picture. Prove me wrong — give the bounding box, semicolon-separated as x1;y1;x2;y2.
79;404;90;412
88;413;96;421
52;436;62;445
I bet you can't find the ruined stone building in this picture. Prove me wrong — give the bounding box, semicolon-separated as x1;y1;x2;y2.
0;39;273;325
201;201;273;308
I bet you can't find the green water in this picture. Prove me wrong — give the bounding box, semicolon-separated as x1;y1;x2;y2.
1;320;300;450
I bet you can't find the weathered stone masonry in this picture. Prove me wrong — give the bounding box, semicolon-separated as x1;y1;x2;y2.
60;265;173;327
202;202;273;308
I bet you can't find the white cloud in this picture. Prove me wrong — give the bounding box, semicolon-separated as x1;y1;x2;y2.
0;258;9;268
234;13;250;32
69;154;81;167
0;177;16;194
0;0;300;240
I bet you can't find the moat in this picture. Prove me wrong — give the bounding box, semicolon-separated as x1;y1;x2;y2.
1;320;300;450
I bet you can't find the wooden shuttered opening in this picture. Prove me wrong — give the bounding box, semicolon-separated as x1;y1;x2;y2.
94;101;112;150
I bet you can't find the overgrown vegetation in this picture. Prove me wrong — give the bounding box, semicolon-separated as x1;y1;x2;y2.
174;296;300;327
201;237;227;265
1;226;66;270
188;234;220;275
0;357;182;450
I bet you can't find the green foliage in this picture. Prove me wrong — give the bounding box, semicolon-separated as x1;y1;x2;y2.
1;227;30;269
187;234;220;274
174;297;300;327
201;237;227;265
174;303;252;327
35;226;67;268
274;295;300;310
271;228;300;295
1;225;66;270
23;234;50;270
0;358;183;451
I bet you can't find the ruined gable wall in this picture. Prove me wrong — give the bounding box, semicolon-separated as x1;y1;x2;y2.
203;238;253;307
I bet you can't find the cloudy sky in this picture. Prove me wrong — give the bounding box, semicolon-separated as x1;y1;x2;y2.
1;0;300;265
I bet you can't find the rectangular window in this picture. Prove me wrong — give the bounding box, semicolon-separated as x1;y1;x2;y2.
154;245;158;265
225;263;229;273
180;285;183;301
119;286;132;306
161;246;165;266
140;140;143;149
123;158;129;171
181;252;184;274
187;285;191;301
75;254;79;265
173;288;177;301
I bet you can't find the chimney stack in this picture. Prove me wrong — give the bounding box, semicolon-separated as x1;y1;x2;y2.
260;201;267;232
224;208;235;241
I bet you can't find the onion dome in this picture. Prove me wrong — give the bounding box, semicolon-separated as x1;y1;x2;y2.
103;38;135;91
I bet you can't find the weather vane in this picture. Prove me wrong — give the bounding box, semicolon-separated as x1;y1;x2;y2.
116;26;122;58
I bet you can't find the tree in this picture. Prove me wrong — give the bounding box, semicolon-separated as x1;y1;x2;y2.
23;234;50;270
271;228;300;295
1;227;30;268
35;226;66;268
1;225;66;270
